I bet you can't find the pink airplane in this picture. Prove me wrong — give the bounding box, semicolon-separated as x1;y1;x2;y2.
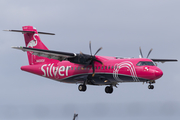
5;26;177;94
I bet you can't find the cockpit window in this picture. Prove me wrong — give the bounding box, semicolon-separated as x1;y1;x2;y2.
136;61;155;66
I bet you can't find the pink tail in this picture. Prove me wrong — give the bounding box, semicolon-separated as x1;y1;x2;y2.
22;26;49;65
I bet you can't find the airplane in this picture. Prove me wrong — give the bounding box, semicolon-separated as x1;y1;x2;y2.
5;26;177;94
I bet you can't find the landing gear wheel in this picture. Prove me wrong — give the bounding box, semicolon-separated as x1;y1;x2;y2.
78;84;87;92
105;86;113;94
148;85;154;89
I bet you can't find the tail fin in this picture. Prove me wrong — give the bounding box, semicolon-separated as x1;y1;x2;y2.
5;26;55;65
22;26;52;65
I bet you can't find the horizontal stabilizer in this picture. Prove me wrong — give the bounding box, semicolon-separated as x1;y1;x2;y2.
12;46;76;61
4;30;55;35
37;31;55;35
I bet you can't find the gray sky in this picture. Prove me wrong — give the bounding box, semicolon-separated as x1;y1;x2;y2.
0;0;180;120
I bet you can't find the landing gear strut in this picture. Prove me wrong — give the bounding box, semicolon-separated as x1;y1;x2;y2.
105;86;113;94
78;84;87;92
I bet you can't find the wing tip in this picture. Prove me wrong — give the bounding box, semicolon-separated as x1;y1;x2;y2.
3;30;10;32
11;46;18;49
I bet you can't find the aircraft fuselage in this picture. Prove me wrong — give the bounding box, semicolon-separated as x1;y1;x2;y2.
21;57;163;85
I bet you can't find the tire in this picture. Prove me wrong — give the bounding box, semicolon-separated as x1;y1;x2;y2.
82;85;87;91
78;85;83;91
105;86;110;93
148;85;151;89
109;87;113;93
105;86;113;94
148;85;154;89
78;84;87;92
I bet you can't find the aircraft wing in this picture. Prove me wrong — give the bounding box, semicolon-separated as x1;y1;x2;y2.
151;59;178;63
12;46;76;61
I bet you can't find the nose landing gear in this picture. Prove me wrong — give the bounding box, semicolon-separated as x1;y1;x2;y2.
147;80;155;90
148;85;154;89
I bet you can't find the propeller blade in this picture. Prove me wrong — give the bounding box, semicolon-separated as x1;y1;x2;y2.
79;51;86;59
147;48;153;58
89;41;92;56
84;60;92;68
94;47;102;55
80;51;83;54
94;59;103;65
139;47;143;58
92;62;95;77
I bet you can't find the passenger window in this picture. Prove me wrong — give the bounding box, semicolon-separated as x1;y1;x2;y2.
101;66;103;69
78;67;80;70
98;66;100;69
71;67;73;70
108;66;110;69
111;66;113;69
105;66;107;69
75;67;76;70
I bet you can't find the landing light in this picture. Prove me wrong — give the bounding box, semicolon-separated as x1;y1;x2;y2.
104;80;108;83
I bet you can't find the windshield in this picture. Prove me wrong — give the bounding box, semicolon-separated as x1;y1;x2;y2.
136;61;155;66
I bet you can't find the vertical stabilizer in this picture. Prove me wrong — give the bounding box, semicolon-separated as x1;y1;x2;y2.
22;26;49;65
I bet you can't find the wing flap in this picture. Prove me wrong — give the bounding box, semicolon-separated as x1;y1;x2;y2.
12;46;76;61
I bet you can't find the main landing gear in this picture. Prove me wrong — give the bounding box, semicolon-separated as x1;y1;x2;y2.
78;84;87;92
78;84;114;94
105;86;113;94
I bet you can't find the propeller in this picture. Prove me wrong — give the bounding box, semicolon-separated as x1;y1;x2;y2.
139;47;153;58
84;41;103;77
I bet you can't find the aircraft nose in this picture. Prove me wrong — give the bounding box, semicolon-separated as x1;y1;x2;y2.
154;69;163;79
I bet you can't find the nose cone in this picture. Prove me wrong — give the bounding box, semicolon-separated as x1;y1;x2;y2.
155;69;163;79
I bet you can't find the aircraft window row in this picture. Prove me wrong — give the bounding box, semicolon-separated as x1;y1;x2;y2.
136;61;155;66
68;65;118;70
